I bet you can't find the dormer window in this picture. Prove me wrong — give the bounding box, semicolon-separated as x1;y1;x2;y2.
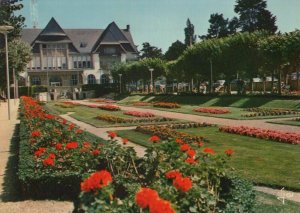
80;42;88;48
104;47;116;54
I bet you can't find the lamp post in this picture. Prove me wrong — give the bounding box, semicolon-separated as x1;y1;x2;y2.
118;74;122;94
0;25;14;120
149;68;154;93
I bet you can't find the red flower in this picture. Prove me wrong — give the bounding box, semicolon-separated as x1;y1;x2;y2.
108;131;117;139
124;111;155;117
165;170;182;179
173;176;193;193
43;157;54;166
75;129;83;134
203;147;215;155
149;135;160;143
198;141;205;147
92;149;100;156
185;157;198;164
68;124;75;130
135;188;159;209
83;142;91;148
187;149;196;158
149;199;175;213
81;170;112;192
122;138;129;145
55;143;62;150
175;138;184;144
180;144;190;152
66;142;78;149
34;147;46;157
225;149;234;156
49;153;56;159
31;130;41;137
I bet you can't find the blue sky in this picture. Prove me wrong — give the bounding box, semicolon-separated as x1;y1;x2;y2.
20;0;300;52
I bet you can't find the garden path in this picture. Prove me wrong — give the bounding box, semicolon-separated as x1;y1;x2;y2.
75;100;300;134
0;100;73;213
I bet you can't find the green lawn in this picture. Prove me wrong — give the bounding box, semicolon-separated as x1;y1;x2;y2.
118;95;300;120
268;119;300;127
254;192;300;213
45;102;183;127
116;126;300;191
118;95;300;109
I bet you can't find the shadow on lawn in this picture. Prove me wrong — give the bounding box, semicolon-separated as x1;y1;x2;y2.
0;124;22;202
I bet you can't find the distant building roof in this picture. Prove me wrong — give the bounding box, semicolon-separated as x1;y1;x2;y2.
21;17;138;54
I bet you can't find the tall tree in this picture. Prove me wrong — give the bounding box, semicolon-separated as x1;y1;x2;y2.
204;13;229;39
140;42;163;59
164;40;186;61
234;0;277;33
184;18;196;46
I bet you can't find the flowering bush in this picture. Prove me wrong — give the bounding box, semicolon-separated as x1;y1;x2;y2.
96;114;130;123
219;126;300;145
133;102;151;106
124;111;155;117
98;104;121;111
153;102;181;108
96;114;172;124
193;107;230;114
242;107;298;117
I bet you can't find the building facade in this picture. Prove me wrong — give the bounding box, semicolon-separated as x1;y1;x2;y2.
21;17;138;99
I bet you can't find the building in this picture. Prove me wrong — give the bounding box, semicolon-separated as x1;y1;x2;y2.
20;17;138;99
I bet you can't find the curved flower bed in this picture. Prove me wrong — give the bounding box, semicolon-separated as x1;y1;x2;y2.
133;102;151;106
89;98;116;103
136;125;206;143
98;104;121;111
124;111;155;117
242;107;298;117
96;114;172;124
193;107;230;114
153;102;181;108
219;126;300;145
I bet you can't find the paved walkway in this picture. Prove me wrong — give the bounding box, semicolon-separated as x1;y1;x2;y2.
76;100;300;134
0;100;73;213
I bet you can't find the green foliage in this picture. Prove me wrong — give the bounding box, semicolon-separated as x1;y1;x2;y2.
164;40;186;61
8;39;32;73
184;18;196;46
234;0;277;33
139;42;163;59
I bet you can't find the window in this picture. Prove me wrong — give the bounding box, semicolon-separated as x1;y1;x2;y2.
31;76;41;85
104;47;116;54
71;74;78;86
80;42;87;48
101;74;109;84
72;55;91;69
87;74;96;84
49;76;62;86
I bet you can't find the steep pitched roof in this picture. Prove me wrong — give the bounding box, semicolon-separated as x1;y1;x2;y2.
92;22;137;53
21;19;138;54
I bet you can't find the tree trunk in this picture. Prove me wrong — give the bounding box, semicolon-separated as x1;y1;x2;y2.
278;70;282;95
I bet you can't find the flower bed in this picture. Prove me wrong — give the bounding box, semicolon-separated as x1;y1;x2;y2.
295;117;300;121
95;114;172;124
136;124;207;143
123;111;155;117
54;103;75;108
219;126;300;145
98;104;121;111
133;102;151;106
193;107;230;114
153;102;181;108
89;98;116;103
241;107;298;117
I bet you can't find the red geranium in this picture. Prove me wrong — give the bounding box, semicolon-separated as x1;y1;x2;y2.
75;129;83;134
187;149;196;158
175;138;184;144
203;147;215;155
31;130;41;137
83;142;91;148
173;176;193;193
122;138;129;145
225;149;234;156
149;135;160;143
34;147;46;157
81;170;112;192
165;170;182;179
49;153;56;159
68;124;75;130
198;141;205;147
43;157;54;166
180;144;190;152
149;199;175;213
135;188;159;209
55;143;62;150
91;149;100;156
66;142;78;149
185;157;198;164
108;131;117;139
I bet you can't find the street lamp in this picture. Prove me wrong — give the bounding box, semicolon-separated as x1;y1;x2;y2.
0;25;14;120
149;68;154;93
118;74;122;94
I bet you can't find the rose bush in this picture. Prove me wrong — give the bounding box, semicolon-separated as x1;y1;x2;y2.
153;102;181;108
124;111;155;117
193;107;230;114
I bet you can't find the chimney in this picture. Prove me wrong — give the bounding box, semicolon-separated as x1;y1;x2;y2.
126;25;130;31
